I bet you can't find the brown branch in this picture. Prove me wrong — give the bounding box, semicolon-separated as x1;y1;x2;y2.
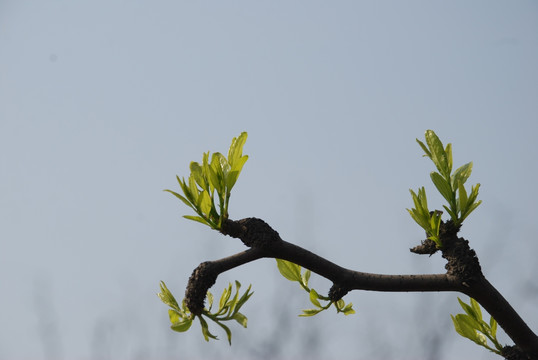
266;239;462;292
467;278;538;359
183;217;538;359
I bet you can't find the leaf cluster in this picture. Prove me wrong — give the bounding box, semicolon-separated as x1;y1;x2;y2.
451;297;503;355
408;188;443;247
276;259;355;316
158;280;253;345
165;132;248;230
408;130;482;247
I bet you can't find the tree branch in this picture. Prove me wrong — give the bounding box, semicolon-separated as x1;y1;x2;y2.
467;278;538;359
183;217;537;359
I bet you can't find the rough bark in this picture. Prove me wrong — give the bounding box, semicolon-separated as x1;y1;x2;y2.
182;217;538;359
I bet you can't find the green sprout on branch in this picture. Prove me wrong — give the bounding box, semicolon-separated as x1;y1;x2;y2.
160;132;252;345
165;132;248;230
451;297;504;355
158;281;253;345
407;130;482;247
276;259;355;316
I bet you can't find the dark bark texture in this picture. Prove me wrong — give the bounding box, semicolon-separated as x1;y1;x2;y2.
182;217;538;359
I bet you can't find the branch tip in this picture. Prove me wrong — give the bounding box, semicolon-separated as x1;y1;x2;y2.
185;262;217;315
222;217;282;248
410;239;439;255
329;283;350;302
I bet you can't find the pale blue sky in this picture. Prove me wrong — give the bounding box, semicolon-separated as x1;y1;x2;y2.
1;1;537;359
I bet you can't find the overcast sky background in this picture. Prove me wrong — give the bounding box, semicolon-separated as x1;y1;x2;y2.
1;1;537;359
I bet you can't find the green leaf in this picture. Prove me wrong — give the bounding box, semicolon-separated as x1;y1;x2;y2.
452;314;479;342
408;190;422;214
430;172;454;204
211;152;228;180
232;312;248;327
164;189;195;210
418;187;428;210
228;132;248;166
188;174;199;203
219;153;231;175
198;190;213;218
183;215;211;226
407;186;444;239
208;159;223;196
458;182;468;215
407;188;433;232
468;183;481;203
202;152;215;194
219;284;232;311
409;188;428;215
199;316;218;342
178;176;196;205
470;298;483;322
464;200;482;221
299;308;324;317
458;297;479;320
428;211;442;244
407;208;430;232
216;321;232;345
416;138;432;158
452;297;503;354
342;303;355;315
171;318;193;332
190;161;207;190
158;281;180;310
301;269;311;287
207;291;214;311
168;309;180;323
226;156;248;190
309;289;322;308
476;333;488;347
441;205;457;221
460;184;481;223
451;162;473;187
445;143;453;174
424;130;449;178
490;316;498;338
225;282;241;315
276;259;302;282
234;284;253;311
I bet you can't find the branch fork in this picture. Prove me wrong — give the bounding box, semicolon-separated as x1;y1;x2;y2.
183;217;538;359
